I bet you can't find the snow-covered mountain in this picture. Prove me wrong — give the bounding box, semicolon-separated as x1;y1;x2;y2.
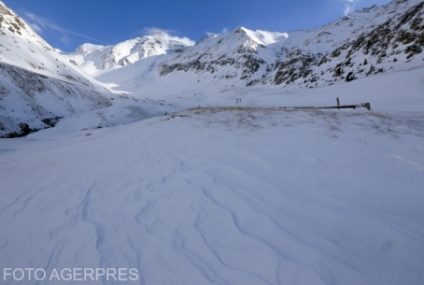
158;28;287;80
97;0;424;96
65;32;195;76
272;0;424;88
1;66;424;285
1;0;423;137
0;1;112;137
1;1;424;284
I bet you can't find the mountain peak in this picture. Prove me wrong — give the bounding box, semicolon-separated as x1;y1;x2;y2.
147;29;171;37
234;26;249;34
0;1;47;46
67;32;195;76
0;0;112;136
230;27;288;47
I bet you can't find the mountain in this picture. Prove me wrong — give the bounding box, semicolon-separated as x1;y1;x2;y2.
1;62;424;285
272;0;424;88
97;28;290;96
158;28;287;80
1;0;423;137
0;1;112;137
97;0;424;97
64;32;195;76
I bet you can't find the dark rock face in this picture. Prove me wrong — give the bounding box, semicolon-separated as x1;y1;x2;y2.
348;1;424;60
240;55;265;79
160;52;265;81
345;71;357;82
274;52;318;85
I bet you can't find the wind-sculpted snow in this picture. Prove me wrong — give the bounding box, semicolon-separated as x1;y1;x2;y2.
0;1;424;284
1;108;423;285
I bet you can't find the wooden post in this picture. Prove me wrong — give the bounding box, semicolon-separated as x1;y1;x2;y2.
336;97;340;109
364;103;371;111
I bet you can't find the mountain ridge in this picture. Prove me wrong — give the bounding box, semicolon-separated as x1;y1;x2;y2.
1;0;424;136
65;31;195;76
0;1;112;137
95;0;423;97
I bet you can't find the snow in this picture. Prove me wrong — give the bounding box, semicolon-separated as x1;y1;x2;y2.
238;27;288;47
0;2;108;90
93;0;424;97
98;53;424;113
1;66;424;285
0;2;115;136
65;32;195;76
1;0;424;284
278;0;422;53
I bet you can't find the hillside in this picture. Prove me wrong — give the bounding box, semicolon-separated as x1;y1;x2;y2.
2;0;422;138
0;1;424;284
97;0;424;96
1;67;423;285
0;1;112;137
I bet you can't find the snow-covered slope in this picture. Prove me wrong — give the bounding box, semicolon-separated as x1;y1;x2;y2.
0;1;112;137
1;1;423;283
158;27;287;80
272;0;424;87
65;32;195;76
97;28;289;95
1;67;423;285
97;0;424;96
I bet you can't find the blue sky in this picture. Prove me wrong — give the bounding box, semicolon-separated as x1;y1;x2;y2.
4;0;390;51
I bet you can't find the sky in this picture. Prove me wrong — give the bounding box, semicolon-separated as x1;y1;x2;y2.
3;0;391;51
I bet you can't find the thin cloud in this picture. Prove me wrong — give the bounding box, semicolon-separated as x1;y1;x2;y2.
23;12;106;45
28;21;43;34
341;0;361;16
204;28;229;38
142;27;174;35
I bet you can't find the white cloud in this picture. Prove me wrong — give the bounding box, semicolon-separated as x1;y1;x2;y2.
204;27;229;38
23;12;105;45
143;27;171;34
341;0;362;16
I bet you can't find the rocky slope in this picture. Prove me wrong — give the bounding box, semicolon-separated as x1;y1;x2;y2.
97;0;424;96
158;28;287;81
1;0;423;136
0;1;112;137
272;0;424;88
